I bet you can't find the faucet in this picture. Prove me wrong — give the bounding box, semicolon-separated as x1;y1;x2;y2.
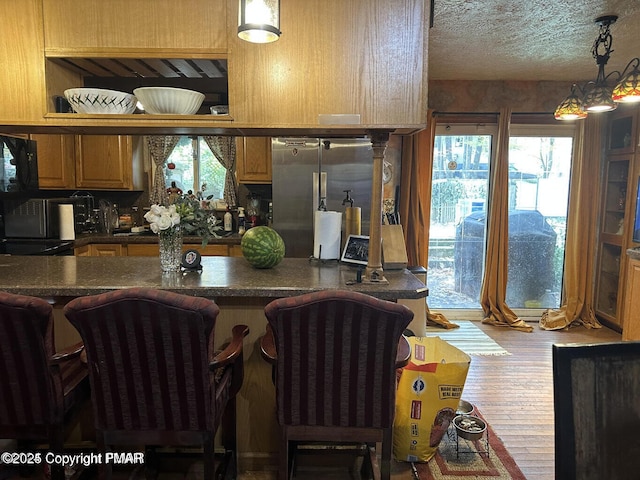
342;190;354;207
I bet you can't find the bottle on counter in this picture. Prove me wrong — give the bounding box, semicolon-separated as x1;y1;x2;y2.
267;202;273;228
238;207;246;235
224;207;233;232
111;203;120;230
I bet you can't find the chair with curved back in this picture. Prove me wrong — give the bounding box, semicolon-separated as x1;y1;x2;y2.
0;291;89;480
63;287;249;480
263;289;414;480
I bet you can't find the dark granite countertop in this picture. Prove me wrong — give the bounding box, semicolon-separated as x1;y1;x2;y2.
0;256;428;301
74;233;242;247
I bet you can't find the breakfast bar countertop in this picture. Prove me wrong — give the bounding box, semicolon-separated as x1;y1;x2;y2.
0;256;428;301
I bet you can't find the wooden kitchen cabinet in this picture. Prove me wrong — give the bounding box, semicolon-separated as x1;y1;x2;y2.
228;0;427;127
622;255;640;341
31;134;76;189
87;244;125;256
236;137;272;183
74;245;91;256
42;0;227;53
128;243;230;257
125;244;159;257
89;243;234;257
37;0;425;130
32;134;143;191
75;135;144;190
0;0;47;123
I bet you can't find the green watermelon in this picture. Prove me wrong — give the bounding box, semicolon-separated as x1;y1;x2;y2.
241;226;285;268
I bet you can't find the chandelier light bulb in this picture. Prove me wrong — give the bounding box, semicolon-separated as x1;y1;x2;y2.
553;15;640;119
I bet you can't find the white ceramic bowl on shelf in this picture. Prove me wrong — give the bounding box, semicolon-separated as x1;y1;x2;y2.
133;87;205;115
63;88;138;114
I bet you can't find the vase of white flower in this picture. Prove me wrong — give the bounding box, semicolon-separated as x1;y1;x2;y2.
158;225;183;272
144;204;183;273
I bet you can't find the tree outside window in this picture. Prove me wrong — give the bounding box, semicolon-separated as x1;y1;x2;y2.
165;136;226;200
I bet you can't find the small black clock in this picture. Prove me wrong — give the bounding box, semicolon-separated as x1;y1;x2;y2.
181;249;202;271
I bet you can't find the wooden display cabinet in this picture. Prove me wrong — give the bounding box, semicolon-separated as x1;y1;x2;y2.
594;105;639;329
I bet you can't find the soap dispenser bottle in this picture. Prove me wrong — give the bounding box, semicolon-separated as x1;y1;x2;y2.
224;207;233;232
237;207;246;235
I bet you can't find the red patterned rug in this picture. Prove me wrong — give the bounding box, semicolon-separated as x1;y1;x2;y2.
413;411;527;480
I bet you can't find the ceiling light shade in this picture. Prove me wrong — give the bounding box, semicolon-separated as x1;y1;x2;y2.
553;14;640;120
554;86;587;120
612;59;640;103
238;0;281;44
583;84;618;112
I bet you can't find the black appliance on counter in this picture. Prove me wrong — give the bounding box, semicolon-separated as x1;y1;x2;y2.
0;238;74;256
0;135;38;193
3;198;73;238
0;198;76;256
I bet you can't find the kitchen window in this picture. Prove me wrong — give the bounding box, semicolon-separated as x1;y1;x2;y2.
164;136;226;200
427;123;575;314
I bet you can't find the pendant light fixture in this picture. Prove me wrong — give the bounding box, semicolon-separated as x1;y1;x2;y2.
555;15;640;121
238;0;281;44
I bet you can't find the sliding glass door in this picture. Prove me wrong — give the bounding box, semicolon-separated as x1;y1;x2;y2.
427;123;575;313
428;125;495;309
506;125;574;309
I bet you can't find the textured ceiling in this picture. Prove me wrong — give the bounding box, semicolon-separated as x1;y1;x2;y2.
428;0;640;82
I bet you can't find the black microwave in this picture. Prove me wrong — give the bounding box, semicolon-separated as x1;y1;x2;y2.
0;135;38;193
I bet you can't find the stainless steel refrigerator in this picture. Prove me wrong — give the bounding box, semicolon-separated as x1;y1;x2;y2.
271;137;373;258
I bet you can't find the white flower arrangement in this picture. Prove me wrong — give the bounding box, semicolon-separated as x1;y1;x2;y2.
144;204;181;234
144;198;223;246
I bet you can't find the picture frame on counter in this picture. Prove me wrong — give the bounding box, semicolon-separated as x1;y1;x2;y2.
341;234;369;266
181;249;202;271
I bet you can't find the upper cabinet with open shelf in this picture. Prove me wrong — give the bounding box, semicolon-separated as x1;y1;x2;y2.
0;0;427;136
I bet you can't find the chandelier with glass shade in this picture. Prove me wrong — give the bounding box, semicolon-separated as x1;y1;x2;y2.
555;15;640;121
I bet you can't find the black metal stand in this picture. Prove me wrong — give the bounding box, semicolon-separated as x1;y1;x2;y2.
448;418;490;459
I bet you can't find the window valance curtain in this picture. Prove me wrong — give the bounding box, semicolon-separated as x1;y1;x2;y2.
147;135;180;206
203;136;238;207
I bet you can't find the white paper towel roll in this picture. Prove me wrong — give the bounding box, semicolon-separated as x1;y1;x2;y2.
59;204;76;240
313;210;342;260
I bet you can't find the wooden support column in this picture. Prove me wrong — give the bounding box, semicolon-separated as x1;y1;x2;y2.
365;130;391;283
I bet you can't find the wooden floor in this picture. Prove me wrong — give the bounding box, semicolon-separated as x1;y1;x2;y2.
457;319;621;480
0;320;622;480
238;319;622;480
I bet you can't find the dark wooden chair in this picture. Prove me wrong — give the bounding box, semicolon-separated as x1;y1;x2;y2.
63;287;249;480
553;341;640;480
263;290;414;480
0;291;89;480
